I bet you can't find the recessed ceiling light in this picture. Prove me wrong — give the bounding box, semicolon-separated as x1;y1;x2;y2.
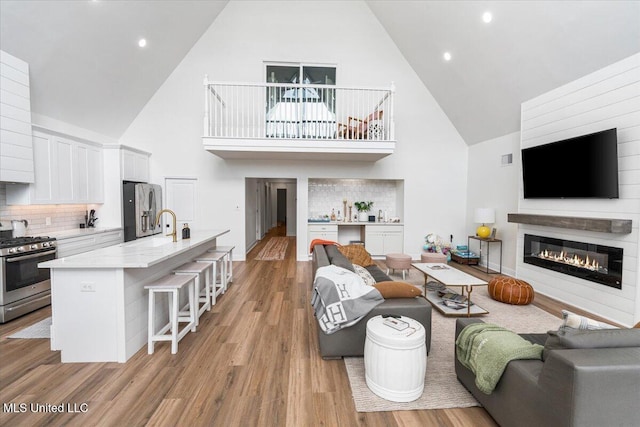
138;38;147;48
482;12;493;23
443;52;452;61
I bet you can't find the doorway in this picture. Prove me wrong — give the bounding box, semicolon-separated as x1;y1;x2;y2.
244;178;297;252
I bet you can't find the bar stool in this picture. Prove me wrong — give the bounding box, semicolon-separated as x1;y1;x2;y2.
145;274;197;355
173;261;212;326
195;252;227;305
207;245;235;286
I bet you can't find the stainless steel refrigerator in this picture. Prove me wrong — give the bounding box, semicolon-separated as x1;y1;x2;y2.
122;181;163;242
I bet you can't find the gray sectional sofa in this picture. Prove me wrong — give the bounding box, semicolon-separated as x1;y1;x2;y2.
455;318;640;427
311;244;431;359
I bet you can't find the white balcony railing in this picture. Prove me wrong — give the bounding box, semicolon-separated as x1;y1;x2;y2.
203;76;395;142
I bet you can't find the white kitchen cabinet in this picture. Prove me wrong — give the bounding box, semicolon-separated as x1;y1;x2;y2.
87;146;104;202
30;132;55;202
6;130;104;205
121;147;150;182
364;225;403;255
56;229;123;258
75;144;104;203
0;50;34;183
308;224;338;243
55;136;74;203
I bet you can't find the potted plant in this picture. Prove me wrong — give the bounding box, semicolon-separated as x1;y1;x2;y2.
354;201;374;222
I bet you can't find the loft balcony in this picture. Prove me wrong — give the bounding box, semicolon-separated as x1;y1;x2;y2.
202;77;395;161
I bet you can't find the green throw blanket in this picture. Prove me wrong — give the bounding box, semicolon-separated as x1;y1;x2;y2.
456;323;543;394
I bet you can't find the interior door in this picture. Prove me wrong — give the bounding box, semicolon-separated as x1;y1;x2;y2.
165;178;197;235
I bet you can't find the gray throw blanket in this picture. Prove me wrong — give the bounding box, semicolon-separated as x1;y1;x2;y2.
311;265;384;334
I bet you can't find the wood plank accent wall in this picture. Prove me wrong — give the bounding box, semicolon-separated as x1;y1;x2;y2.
0;50;34;183
517;53;640;326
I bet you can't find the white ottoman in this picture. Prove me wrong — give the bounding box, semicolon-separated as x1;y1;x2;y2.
364;315;427;402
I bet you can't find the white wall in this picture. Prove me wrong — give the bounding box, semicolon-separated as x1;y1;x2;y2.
517;53;640;326
118;0;469;261
466;131;521;276
245;178;258;251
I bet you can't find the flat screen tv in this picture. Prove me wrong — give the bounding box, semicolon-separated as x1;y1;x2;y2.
522;128;619;199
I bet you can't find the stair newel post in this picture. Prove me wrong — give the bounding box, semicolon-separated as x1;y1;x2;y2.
203;74;210;137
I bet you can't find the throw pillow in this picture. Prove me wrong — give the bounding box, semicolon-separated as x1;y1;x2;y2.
373;281;422;298
325;244;355;272
338;244;374;267
560;310;618;331
353;265;376;287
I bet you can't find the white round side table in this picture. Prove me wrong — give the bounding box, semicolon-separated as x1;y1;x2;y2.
364;315;427;402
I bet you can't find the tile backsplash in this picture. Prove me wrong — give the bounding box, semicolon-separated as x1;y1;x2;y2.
0;183;92;234
308;178;401;220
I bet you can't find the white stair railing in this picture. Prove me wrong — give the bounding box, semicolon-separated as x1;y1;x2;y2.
203;76;394;141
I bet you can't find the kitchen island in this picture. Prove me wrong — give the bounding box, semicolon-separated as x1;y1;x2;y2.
39;229;229;363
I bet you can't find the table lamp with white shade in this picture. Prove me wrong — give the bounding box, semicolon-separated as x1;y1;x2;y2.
474;208;495;239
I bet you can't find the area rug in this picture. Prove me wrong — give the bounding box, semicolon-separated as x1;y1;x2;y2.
7;317;51;339
344;273;563;412
255;237;289;261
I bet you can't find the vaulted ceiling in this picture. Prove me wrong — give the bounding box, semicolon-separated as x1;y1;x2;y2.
1;0;639;145
0;0;228;140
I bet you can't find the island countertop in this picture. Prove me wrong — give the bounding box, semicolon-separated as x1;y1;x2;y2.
40;229;229;269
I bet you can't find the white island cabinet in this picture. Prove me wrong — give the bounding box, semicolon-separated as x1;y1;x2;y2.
39;229;229;363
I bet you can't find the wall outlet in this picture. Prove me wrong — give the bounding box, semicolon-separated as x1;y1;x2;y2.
80;282;96;292
45;217;52;226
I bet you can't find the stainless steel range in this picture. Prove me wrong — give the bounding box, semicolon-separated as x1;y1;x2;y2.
0;235;57;323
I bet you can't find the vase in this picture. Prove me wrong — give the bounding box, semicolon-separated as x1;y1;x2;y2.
359;212;369;222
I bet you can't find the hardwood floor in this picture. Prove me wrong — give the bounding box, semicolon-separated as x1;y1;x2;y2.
1;228;591;426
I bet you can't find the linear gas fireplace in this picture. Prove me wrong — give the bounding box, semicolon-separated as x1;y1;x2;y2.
524;234;623;289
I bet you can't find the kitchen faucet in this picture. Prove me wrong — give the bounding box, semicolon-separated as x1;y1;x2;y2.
156;209;178;242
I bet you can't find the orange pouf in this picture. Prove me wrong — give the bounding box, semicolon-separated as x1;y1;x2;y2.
488;276;535;305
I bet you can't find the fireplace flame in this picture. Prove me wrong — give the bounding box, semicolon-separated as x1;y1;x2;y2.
538;249;603;273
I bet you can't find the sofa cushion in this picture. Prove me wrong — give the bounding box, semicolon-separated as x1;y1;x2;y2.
353;265;376;286
325;244;355;272
364;265;392;283
518;333;548;347
373;281;422;298
338;244;375;267
560;309;618;331
542;328;640;360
